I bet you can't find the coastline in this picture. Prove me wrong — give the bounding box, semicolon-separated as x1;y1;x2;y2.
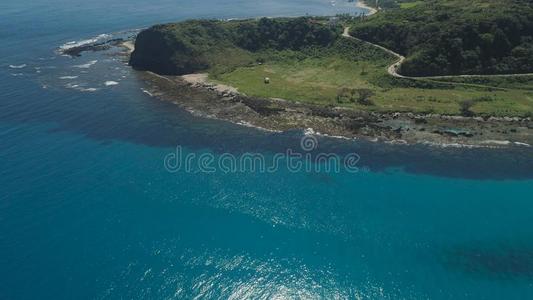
355;0;378;16
121;41;135;53
134;68;532;148
110;23;530;149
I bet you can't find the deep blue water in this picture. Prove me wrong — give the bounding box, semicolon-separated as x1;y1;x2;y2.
1;0;533;299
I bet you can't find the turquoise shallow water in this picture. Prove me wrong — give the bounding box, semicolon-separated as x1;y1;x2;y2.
1;0;533;299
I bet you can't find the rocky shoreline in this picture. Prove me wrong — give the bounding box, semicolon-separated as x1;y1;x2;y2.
60;38;532;148
136;70;533;148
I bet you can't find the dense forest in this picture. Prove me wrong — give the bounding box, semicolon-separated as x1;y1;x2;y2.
364;0;416;10
130;18;341;75
350;0;533;76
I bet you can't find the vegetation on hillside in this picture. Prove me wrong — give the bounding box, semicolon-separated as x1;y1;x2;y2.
130;15;533;117
364;0;418;10
350;0;533;76
130;18;341;75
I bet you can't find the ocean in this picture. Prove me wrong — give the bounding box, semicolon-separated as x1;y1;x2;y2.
1;0;533;299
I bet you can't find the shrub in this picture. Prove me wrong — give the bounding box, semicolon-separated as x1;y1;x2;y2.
460;100;475;117
336;87;351;103
356;88;374;105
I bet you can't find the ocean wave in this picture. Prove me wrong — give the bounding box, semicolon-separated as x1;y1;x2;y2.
514;141;531;147
418;140;531;149
65;83;98;92
141;89;153;96
104;81;119;86
303;128;316;136
59;34;111;51
79;87;99;92
9;64;27;69
236;120;282;133
420;141;482;149
59;76;79;80
65;83;80;89
73;60;98;69
302;127;354;141
480;139;512;146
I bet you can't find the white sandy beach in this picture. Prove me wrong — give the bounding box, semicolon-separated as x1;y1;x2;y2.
355;0;378;15
181;73;238;94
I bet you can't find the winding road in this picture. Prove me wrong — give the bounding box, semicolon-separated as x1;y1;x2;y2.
342;27;406;78
342;27;533;88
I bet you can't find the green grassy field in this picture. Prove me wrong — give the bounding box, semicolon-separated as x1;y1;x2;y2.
212;41;533;117
399;1;423;9
431;75;533;91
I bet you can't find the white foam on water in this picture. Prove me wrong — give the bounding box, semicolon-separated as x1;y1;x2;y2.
514;142;531;147
317;132;353;141
104;81;119;86
385;139;408;145
73;60;98;69
480;139;511;145
303;128;316;136
65;83;80;89
59;34;111;51
79;87;99;92
9;64;27;69
420;141;481;149
235;120;282;133
59;76;79;80
64;83;98;92
141;88;153;96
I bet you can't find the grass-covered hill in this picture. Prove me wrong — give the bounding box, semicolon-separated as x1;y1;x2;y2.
130;18;342;75
129;15;533;117
350;0;533;76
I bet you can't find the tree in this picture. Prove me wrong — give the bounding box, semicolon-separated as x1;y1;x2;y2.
459;100;475;117
360;62;368;75
355;88;374;105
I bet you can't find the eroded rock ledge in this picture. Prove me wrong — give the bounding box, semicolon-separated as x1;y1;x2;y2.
137;71;533;148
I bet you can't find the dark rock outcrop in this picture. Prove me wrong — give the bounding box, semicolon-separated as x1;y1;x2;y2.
130;27;207;75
